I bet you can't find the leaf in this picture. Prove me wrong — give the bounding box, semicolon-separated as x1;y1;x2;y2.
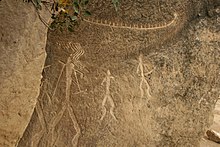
112;0;119;11
70;15;78;21
51;3;55;11
73;2;79;13
83;0;89;5
74;12;79;16
55;3;59;11
37;5;42;10
60;27;63;32
51;14;56;19
84;10;91;16
50;21;57;29
33;0;42;9
36;0;41;4
68;25;74;32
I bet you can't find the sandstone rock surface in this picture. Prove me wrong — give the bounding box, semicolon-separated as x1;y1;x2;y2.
200;100;220;147
206;130;220;143
0;0;50;146
13;0;220;147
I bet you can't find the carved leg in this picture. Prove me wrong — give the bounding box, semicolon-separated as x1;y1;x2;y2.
31;102;46;147
48;105;66;147
100;95;108;121
67;104;81;147
139;79;144;99
108;96;117;121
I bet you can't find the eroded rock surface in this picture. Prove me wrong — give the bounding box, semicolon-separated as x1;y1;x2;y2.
206;130;220;143
18;0;220;147
0;0;50;146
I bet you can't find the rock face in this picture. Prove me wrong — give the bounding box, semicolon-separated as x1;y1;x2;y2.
0;0;50;146
206;130;220;143
18;0;220;147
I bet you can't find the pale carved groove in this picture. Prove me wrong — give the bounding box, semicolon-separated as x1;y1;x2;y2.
136;54;154;99
84;13;178;30
45;42;85;147
100;70;117;121
57;42;85;92
31;102;47;147
52;63;65;102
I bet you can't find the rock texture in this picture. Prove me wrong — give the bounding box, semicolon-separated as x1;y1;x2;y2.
200;100;220;147
0;0;50;146
206;130;220;143
18;0;220;147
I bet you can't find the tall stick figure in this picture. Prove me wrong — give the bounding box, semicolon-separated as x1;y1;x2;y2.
47;42;84;147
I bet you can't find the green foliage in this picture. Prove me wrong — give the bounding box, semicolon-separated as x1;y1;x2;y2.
31;0;43;9
24;0;120;31
112;0;120;11
84;10;91;16
50;0;91;31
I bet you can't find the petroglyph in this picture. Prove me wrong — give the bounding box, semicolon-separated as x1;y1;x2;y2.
67;104;81;147
41;42;85;146
52;63;65;102
84;13;178;30
57;42;86;71
45;92;52;106
100;70;117;121
47;104;66;147
43;65;51;69
136;54;154;99
198;94;209;106
31;102;47;147
58;42;85;92
47;58;82;146
48;42;85;146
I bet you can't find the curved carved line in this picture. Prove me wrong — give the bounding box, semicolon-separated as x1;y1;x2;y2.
71;43;85;62
84;13;178;30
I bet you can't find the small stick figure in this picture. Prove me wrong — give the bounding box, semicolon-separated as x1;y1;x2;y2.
100;70;117;121
136;54;154;99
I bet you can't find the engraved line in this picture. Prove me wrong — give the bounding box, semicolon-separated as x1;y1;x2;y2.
51;63;65;101
58;42;85;92
48;106;66;147
100;70;117;121
84;13;178;30
71;43;85;62
66;57;73;101
137;54;153;99
67;105;81;147
65;55;81;147
47;42;84;147
31;102;47;147
45;92;52;106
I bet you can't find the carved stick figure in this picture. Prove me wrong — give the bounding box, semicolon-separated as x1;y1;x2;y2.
67;42;85;92
47;42;85;147
136;54;154;99
60;42;84;92
100;70;117;121
48;56;81;147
